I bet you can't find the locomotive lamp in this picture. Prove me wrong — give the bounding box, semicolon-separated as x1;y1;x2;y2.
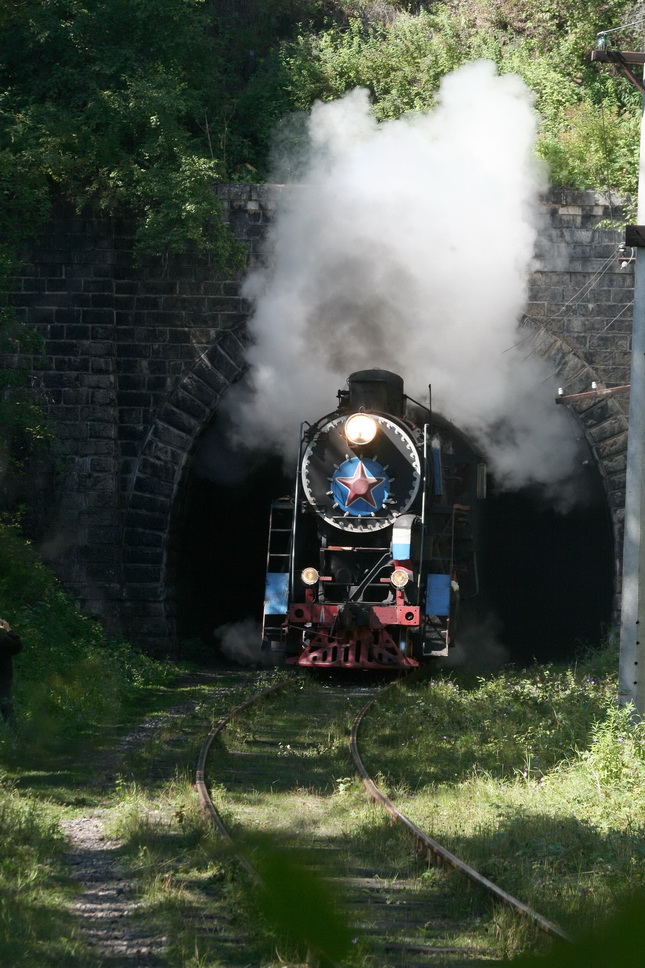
390;568;410;588
301;567;319;585
345;413;377;445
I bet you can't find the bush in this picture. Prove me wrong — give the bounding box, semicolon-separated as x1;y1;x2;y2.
0;522;174;750
276;3;641;198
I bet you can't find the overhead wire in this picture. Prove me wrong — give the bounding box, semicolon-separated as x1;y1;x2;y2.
514;133;633;391
507;250;618;354
507;251;619;364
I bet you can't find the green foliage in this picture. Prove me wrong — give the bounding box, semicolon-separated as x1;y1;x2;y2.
0;152;51;247
577;703;645;790
254;841;353;963
538;100;640;197
2;0;642;249
374;659;616;785
0;522;174;751
0;0;242;264
0;0;642;257
276;2;642;197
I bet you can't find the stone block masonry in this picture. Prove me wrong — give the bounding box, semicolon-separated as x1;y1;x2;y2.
3;186;633;651
529;190;631;572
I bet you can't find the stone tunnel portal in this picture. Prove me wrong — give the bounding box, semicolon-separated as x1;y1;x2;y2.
173;413;615;665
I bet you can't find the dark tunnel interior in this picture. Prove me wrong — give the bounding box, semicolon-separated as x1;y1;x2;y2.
477;468;615;663
175;420;615;666
174;417;291;648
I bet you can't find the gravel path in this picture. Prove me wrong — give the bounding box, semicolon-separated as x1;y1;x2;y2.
59;668;246;967
61;813;169;968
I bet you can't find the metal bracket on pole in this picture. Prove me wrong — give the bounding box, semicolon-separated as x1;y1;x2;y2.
555;385;630;404
590;49;645;92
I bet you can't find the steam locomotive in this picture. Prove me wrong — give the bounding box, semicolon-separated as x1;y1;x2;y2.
262;370;485;669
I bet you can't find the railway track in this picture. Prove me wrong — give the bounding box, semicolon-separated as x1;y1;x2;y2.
196;675;570;966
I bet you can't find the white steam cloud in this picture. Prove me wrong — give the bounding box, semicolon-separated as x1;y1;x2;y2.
228;60;580;498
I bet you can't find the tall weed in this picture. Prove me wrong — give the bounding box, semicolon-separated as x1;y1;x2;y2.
362;641;645;936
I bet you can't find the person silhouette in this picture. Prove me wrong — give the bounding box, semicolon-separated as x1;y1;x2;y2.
0;619;22;727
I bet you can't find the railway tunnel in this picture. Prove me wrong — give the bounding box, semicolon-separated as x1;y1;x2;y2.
7;187;629;656
174;408;615;666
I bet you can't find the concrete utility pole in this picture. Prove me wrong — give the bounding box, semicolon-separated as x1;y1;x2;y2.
592;40;645;715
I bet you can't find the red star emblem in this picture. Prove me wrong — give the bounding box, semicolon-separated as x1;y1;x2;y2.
336;461;385;508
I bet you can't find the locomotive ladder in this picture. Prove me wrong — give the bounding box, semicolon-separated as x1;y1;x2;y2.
423;504;474;656
262;500;294;645
265;499;294;572
428;504;473;574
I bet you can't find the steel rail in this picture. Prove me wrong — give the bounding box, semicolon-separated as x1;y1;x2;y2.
195;677;296;879
194;674;347;968
349;690;574;945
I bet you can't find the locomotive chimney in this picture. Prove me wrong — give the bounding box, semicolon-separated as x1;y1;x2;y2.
345;369;405;416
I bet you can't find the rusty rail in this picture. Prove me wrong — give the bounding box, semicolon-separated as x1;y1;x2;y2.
349;690;573;945
194;674;347;968
195;677;296;878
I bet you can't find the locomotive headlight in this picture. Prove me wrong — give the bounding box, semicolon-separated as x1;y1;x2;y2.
345;413;377;445
301;567;319;586
391;568;410;588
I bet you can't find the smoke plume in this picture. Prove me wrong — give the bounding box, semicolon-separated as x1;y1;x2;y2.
215;618;281;667
441;613;510;670
227;60;581;500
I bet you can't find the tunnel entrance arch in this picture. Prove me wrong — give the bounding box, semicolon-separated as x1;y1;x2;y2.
172;415;291;649
119;334;249;652
121;330;623;658
512;324;627;612
478;468;615;663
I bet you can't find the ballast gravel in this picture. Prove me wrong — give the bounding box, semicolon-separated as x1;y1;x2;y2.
61;813;169;967
60;670;245;967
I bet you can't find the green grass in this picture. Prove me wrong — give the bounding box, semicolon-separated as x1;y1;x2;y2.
0;774;102;967
0;520;640;966
358;639;645;949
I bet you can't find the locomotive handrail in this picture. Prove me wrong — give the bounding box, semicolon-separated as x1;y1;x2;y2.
419;424;429;596
289;423;307;602
349;551;391;601
349;687;574;946
405;392;433;421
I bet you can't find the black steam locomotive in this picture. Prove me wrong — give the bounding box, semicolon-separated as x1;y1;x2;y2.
262;370;485;669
